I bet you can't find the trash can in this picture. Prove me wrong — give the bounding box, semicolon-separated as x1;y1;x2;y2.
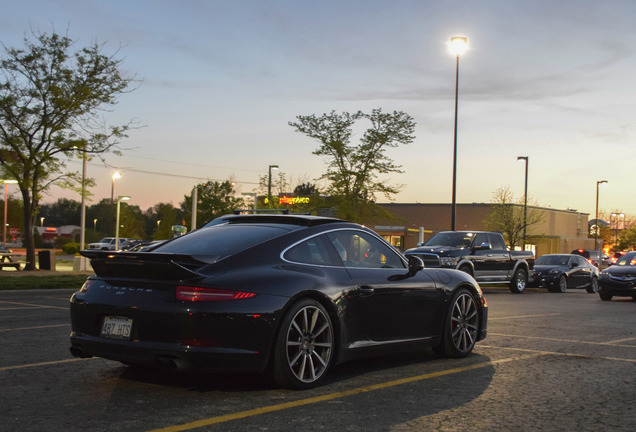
38;250;56;270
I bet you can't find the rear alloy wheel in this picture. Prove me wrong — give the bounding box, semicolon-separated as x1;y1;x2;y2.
509;268;528;293
273;299;334;389
557;275;568;293
586;277;599;293
440;288;479;358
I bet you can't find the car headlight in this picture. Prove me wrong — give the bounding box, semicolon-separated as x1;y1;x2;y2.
599;272;609;279
549;269;561;274
440;257;458;267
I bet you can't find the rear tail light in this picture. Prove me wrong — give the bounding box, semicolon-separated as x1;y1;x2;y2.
175;286;257;302
79;280;96;293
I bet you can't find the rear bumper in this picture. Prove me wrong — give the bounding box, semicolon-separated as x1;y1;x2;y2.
70;333;270;373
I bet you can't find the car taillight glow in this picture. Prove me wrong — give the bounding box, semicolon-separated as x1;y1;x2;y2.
175;286;257;302
79;280;96;293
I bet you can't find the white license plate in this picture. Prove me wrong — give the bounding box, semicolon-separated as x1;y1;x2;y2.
101;316;133;340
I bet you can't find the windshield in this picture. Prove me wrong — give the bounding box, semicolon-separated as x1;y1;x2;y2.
536;255;569;266
153;224;294;263
424;232;473;248
616;253;636;266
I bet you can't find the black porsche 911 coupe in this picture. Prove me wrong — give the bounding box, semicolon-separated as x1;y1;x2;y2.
70;214;488;389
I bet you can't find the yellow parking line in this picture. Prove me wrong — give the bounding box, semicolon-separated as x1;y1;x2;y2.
488;332;636;348
147;353;543;432
0;357;94;372
489;313;561;320
0;324;69;332
480;345;636;363
0;301;68;310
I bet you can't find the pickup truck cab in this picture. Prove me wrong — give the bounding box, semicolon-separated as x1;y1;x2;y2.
86;237;131;251
405;231;535;293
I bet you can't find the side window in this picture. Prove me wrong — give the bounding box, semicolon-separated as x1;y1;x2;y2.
488;234;506;250
326;230;405;269
578;256;588;267
473;233;489;248
284;236;341;266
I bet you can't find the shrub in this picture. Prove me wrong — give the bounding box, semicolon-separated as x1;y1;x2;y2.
62;242;80;255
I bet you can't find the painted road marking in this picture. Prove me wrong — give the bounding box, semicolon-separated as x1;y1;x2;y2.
0;358;94;372
480;345;636;363
489;313;561;320
0;300;67;311
0;324;69;332
146;353;543;432
489;332;636;348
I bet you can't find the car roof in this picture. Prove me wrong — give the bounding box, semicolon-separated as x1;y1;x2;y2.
203;213;344;228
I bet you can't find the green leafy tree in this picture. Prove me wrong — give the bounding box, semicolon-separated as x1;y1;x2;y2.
180;180;246;229
145;202;183;240
289;109;415;222
618;225;636;251
484;186;544;249
38;198;80;226
0;31;134;269
117;203;147;240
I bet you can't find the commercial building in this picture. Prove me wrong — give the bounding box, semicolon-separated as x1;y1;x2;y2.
369;203;595;257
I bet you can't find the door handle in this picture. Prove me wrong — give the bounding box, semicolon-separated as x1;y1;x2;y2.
358;286;375;296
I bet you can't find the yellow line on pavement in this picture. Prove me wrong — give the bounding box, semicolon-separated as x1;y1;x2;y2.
0;357;94;372
0;300;68;310
0;324;69;332
488;332;636;348
480;345;636;363
489;313;561;320
147;353;543;432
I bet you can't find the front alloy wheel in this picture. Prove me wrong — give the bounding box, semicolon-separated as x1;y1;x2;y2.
440;288;479;358
274;299;334;389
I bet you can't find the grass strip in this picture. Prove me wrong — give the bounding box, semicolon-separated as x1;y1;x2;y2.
0;274;90;290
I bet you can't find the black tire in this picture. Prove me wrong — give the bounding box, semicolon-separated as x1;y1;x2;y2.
557;275;568;293
273;299;334;389
599;291;612;301
586;277;599;294
438;288;479;358
509;268;528;293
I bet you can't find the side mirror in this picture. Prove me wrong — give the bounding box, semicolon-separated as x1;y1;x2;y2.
407;255;424;274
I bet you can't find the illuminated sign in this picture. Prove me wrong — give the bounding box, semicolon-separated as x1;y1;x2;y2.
278;196;310;205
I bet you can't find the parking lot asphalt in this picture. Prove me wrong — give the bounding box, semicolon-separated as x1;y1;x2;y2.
1;286;635;432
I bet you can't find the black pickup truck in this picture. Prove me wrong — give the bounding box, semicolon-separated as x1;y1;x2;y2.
405;231;535;293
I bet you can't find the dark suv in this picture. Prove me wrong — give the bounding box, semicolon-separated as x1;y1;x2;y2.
571;249;610;269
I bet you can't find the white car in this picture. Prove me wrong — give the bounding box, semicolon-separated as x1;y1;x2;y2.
86;237;130;251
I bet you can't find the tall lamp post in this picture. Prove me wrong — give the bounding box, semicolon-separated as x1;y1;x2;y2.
517;156;529;248
611;212;624;248
449;36;468;230
111;171;121;204
2;179;18;246
594;180;608;250
115;195;130;251
268;164;279;201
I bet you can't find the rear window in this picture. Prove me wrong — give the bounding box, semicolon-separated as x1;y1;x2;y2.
153;224;295;263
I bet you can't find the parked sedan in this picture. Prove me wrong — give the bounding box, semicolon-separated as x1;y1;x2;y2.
598;251;636;301
530;254;599;293
70;214;488;389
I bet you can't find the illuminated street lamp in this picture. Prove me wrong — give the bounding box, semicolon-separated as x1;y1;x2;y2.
517;156;529;248
449;36;468;230
268;165;279;200
594;180;608;250
2;179;18;246
115;195;130;251
111;171;121;204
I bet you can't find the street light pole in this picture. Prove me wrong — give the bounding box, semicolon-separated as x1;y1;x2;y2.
111;171;121;205
268;164;279;201
449;36;468;231
115;195;130;251
517;156;528;248
594;180;608;250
